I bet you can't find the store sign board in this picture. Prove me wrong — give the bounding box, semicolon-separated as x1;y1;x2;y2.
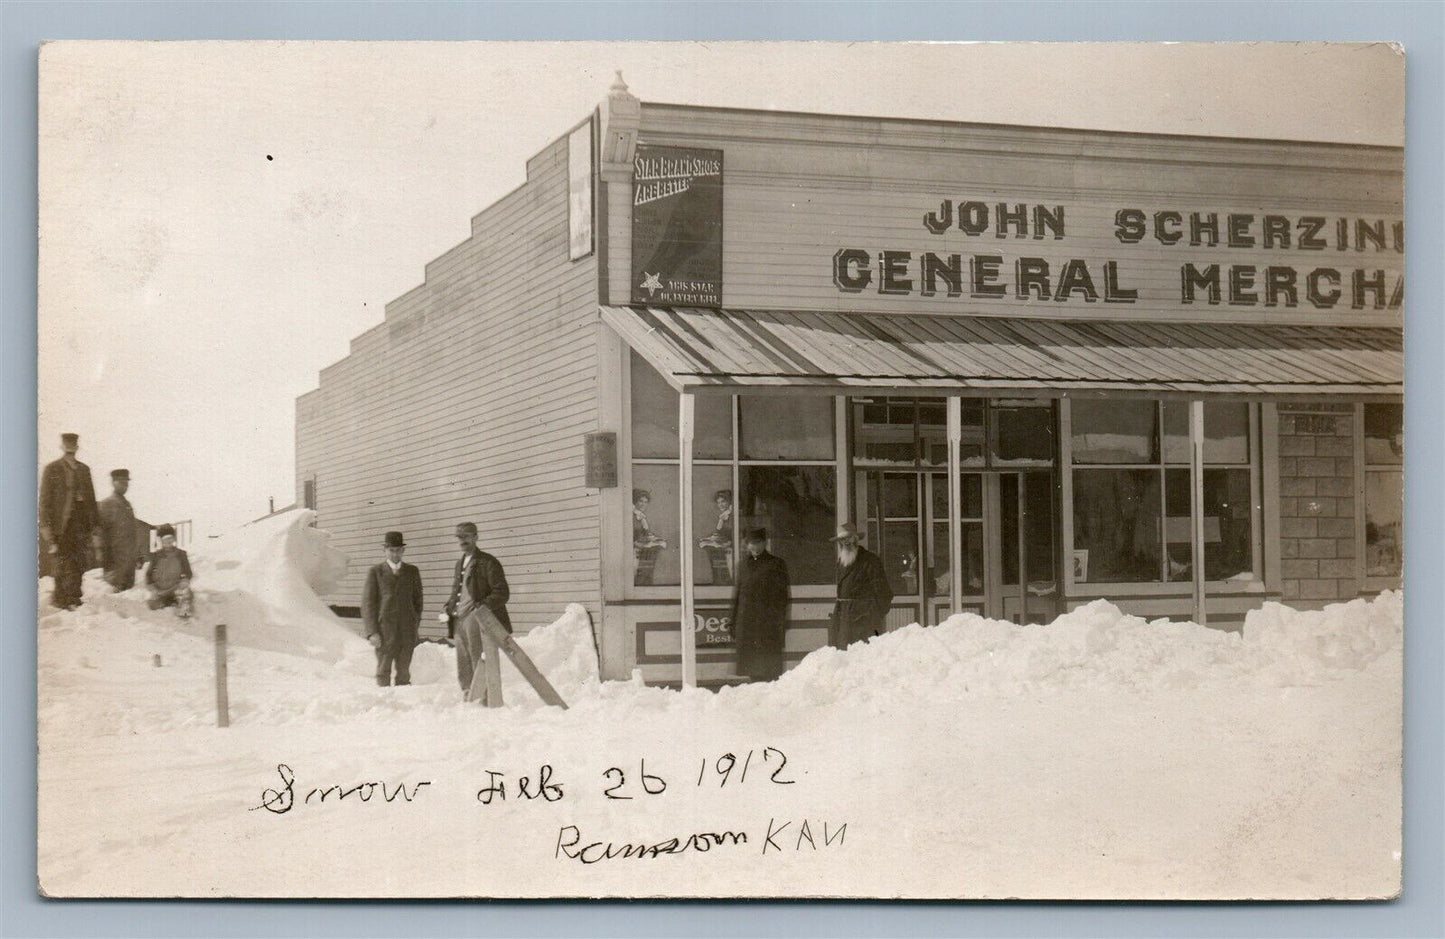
824;201;1403;313
566;119;594;261
713;170;1403;325
631;145;723;307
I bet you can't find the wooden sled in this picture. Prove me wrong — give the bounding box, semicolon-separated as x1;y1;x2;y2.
463;607;569;710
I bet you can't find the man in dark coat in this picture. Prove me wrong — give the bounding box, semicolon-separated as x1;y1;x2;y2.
729;528;790;682
39;433;101;609
98;468;140;591
443;522;512;697
830;522;894;649
362;531;424;687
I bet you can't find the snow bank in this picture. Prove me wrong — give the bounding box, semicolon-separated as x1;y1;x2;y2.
753;591;1403;709
69;509;369;666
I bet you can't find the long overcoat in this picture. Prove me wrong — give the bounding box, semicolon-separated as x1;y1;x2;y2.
832;546;894;649
98;493;139;588
444;548;512;636
362;561;424;648
39;458;98;544
729;550;790;681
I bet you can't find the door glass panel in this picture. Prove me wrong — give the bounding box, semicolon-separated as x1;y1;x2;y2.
929;473;984;519
882;520;921;597
962;520;985;594
929;520;949;598
1023;472;1057;592
881;473;917;516
1000;474;1020;586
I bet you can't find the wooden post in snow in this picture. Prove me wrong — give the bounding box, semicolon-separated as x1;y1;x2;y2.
1190;401;1208;626
214;623;230;728
947;396;964;618
678;393;697;688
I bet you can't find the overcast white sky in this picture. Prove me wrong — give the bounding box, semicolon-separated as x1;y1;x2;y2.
37;41;1403;536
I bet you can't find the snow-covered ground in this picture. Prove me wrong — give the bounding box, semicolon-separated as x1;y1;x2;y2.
37;511;1401;899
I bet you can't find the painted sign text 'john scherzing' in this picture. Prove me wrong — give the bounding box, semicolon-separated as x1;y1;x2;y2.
832;200;1403;311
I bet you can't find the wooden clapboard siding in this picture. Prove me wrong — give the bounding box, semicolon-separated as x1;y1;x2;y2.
296;130;602;631
635;104;1403;328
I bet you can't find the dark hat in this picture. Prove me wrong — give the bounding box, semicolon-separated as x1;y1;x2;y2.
60;433;79;446
744;527;768;543
632;488;651;503
455;521;478;535
111;469;130;480
831;522;862;545
383;531;406;548
156;523;176;538
714;489;733;502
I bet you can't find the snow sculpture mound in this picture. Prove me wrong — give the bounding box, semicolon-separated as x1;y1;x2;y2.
77;508;370;666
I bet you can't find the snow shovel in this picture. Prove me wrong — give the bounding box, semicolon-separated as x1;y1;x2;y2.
464;607;569;710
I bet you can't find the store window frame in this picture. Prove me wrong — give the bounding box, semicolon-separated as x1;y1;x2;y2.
1356;401;1404;592
625;352;841;601
1061;397;1264;596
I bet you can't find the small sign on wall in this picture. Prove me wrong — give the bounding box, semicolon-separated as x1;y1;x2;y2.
631;145;723;306
583;432;617;488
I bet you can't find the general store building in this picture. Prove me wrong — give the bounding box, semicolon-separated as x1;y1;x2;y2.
296;77;1404;686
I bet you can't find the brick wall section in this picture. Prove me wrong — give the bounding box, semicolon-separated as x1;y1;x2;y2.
1277;408;1357;607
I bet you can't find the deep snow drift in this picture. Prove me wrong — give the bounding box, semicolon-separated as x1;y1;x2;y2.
37;511;1401;899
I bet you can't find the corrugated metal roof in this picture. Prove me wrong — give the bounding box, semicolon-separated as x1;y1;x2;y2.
600;306;1403;397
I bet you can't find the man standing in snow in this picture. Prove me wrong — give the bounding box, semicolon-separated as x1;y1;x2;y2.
729;527;789;681
98;469;140;591
830;522;893;649
443;522;512;698
145;523;193;618
362;531;424;687
38;432;101;610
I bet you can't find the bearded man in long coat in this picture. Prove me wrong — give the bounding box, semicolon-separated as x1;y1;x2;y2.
728;527;790;681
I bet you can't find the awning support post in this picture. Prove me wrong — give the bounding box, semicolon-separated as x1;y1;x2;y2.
946;396;964;618
679;392;697;688
1190;399;1208;626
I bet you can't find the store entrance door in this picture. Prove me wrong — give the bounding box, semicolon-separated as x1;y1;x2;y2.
858;469;1058;627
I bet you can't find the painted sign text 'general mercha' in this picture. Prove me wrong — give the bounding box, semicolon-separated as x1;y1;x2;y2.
832;200;1404;311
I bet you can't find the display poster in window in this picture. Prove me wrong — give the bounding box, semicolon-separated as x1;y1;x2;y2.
631;145;723;307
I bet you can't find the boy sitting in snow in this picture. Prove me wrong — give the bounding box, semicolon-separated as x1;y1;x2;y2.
145;524;194;618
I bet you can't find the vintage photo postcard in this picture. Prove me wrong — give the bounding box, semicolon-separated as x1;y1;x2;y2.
36;41;1404;899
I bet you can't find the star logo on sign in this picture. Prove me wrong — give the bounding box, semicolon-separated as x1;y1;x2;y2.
640;272;663;297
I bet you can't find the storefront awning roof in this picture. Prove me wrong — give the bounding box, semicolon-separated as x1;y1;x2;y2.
600;305;1403;397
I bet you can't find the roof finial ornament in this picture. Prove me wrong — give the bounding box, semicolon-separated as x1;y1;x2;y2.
610;70;629;95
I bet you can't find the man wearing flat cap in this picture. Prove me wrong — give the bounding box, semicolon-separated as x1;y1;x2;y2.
362;531;424;687
728;527;790;682
443;522;512;699
830;522;894;649
98;469;140;591
38;433;101;609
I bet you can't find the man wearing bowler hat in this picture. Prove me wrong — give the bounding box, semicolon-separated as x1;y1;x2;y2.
362;531;424;687
38;432;101;609
728;527;790;682
98;468;140;591
830;522;894;649
442;522;512;700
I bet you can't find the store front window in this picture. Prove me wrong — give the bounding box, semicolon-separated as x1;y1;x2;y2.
629;352;837;588
1070;400;1255;586
1363;403;1403;580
